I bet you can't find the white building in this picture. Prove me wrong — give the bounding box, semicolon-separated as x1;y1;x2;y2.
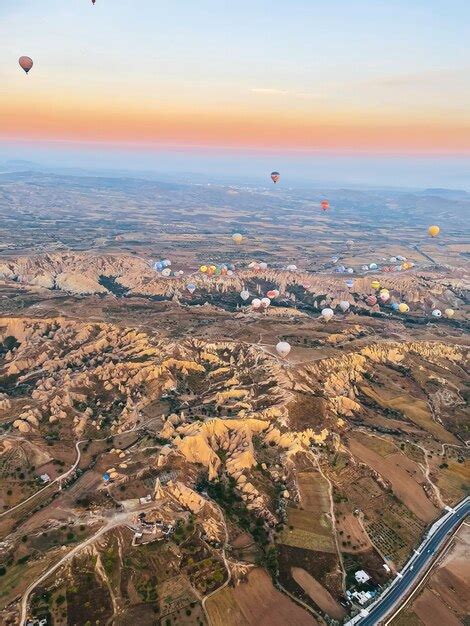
354;570;371;584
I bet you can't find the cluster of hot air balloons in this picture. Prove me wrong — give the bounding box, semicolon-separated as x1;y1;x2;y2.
199;263;235;276
247;261;268;272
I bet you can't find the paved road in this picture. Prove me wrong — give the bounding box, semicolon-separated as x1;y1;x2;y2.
357;499;470;626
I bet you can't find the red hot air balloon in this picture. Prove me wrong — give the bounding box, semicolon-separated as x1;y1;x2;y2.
19;56;33;74
320;200;330;211
271;171;280;184
366;295;377;306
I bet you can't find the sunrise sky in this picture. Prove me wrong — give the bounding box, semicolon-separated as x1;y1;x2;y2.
2;0;470;173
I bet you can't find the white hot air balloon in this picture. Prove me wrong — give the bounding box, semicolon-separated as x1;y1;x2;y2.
251;298;262;309
286;264;297;272
259;262;268;270
339;300;350;313
321;308;334;321
240;290;250;301
276;341;291;358
161;268;171;277
261;297;271;309
432;309;442;318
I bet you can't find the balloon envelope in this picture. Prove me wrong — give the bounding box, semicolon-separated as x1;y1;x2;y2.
371;280;381;290
432;309;442;317
251;298;262;309
186;283;196;294
276;341;291;358
366;295;377;306
266;290;279;299
240;290;250;301
232;233;243;244
428;225;440;237
19;56;33;74
339;300;350;312
271;171;280;183
398;303;409;313
321;307;334;321
320;200;330;211
261;297;271;308
445;308;454;318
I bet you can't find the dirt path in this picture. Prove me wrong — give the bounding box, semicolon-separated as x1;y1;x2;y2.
19;511;132;625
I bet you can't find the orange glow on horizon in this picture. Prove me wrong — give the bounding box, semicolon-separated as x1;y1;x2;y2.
2;97;470;154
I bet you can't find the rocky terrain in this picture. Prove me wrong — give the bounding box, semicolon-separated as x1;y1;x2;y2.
0;173;468;626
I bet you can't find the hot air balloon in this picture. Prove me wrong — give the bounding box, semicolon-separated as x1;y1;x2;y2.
271;171;280;184
103;472;110;482
366;295;377;306
432;309;442;318
347;268;354;274
286;264;297;272
199;265;208;274
320;200;330;211
321;308;334;321
276;341;291;358
19;56;33;74
428;225;440;238
369;263;378;270
267;290;279;299
92;0;96;4
186;283;196;295
154;261;163;271
445;308;455;318
261;297;271;309
371;280;381;290
339;300;350;312
259;262;268;270
161;268;171;277
398;303;409;313
345;279;354;288
391;302;399;311
346;239;354;249
240;290;250;301
162;259;171;267
232;233;243;244
251;298;262;309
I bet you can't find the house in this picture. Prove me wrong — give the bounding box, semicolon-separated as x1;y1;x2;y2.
354;569;371;584
347;590;373;605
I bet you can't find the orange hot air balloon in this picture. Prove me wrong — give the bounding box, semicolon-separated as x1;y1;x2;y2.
19;56;33;74
428;225;440;238
271;171;280;184
320;200;330;211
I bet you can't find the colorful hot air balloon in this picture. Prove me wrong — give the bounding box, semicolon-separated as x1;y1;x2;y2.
428;225;440;238
271;171;280;184
276;341;291;358
240;290;250;301
19;56;33;74
366;295;377;306
266;290;279;299
186;283;196;294
320;200;330;211
232;233;243;244
321;308;334;321
445;308;455;318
